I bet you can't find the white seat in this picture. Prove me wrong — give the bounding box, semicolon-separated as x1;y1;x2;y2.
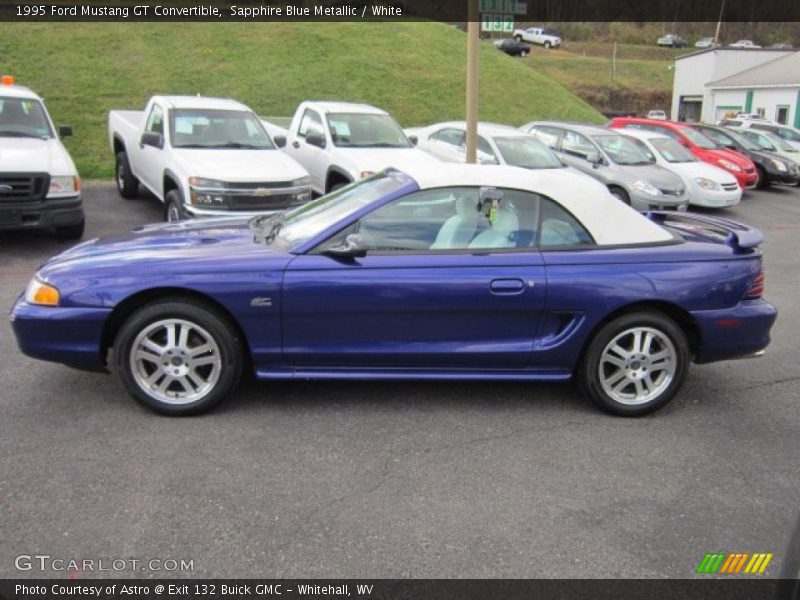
468;210;519;249
430;196;479;249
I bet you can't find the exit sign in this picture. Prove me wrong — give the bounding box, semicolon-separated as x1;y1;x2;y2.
481;13;514;32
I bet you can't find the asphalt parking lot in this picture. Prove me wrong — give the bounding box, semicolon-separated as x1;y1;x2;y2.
1;183;799;579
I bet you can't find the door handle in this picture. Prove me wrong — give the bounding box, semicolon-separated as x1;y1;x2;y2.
490;278;526;294
292;141;300;149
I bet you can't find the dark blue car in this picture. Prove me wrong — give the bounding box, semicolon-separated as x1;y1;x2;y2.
10;165;776;416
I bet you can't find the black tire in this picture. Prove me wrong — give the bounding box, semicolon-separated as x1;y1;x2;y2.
329;182;348;193
164;189;186;222
608;186;630;205
514;35;523;42
115;152;139;199
544;41;551;49
578;311;689;417
520;50;529;57
56;219;85;241
756;165;770;189
113;298;244;416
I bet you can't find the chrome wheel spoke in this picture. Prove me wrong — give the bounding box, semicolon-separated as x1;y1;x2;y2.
189;344;214;358
192;355;217;367
177;324;190;351
602;355;626;369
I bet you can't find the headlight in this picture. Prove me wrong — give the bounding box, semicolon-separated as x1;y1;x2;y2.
694;177;720;191
24;276;60;306
47;175;80;197
770;159;788;172
189;177;226;205
718;159;742;172
292;176;311;187
631;179;660;196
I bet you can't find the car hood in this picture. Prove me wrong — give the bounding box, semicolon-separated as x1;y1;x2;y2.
39;217;289;280
704;147;756;169
335;147;435;173
662;161;738;184
0;137;77;175
172;148;307;182
622;163;684;191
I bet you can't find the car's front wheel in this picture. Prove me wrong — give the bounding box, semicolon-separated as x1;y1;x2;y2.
514;35;522;42
578;311;689;416
164;190;186;222
113;299;244;415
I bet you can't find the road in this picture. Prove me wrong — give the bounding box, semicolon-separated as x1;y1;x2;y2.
1;183;798;578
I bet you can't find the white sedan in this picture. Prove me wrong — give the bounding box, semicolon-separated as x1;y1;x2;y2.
619;129;741;208
407;121;567;170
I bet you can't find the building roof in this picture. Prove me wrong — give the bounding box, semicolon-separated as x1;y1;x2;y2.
708;51;800;88
675;47;791;61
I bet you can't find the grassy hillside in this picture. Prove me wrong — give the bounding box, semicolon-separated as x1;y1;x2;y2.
517;42;676;115
0;22;603;178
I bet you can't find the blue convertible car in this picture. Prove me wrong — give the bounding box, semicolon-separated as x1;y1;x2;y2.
10;165;776;416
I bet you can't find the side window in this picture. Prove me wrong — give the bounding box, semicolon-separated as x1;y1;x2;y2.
298;109;323;138
320;187;546;253
538;198;594;249
477;135;498;163
561;131;595;159
431;128;465;147
145;104;164;135
702;128;731;146
651;126;681;142
529;126;561;148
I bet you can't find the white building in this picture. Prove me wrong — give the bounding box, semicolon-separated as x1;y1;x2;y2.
671;48;792;123
707;52;800;126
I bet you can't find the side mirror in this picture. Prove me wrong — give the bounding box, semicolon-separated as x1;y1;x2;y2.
408;135;418;146
140;131;164;149
274;134;286;148
59;125;73;138
586;151;602;167
306;131;326;148
324;233;368;259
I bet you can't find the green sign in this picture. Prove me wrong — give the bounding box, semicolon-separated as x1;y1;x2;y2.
481;13;514;33
480;0;520;13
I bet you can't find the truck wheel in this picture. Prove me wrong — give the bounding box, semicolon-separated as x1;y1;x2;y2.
514;35;522;42
56;219;85;241
521;50;529;57
578;311;689;417
115;152;139;199
165;190;186;222
608;186;630;205
113;298;244;416
544;41;551;48
329;183;348;193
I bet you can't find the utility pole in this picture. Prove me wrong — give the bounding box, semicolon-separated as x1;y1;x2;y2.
465;0;479;164
714;0;726;45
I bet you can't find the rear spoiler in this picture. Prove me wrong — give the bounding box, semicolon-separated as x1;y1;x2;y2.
645;211;764;251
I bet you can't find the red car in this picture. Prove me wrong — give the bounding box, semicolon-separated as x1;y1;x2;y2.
608;117;759;189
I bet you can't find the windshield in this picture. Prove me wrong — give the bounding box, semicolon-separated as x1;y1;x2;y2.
765;133;797;152
0;97;53;138
651;137;696;163
265;172;410;246
169;109;274;149
326;113;411;148
681;126;719;149
722;129;760;151
494;136;564;169
592;134;652;165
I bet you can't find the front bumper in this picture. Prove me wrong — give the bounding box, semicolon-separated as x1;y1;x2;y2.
630;191;690;212
763;164;800;185
734;170;759;189
688;186;741;208
0;195;83;231
691;299;777;364
10;298;110;371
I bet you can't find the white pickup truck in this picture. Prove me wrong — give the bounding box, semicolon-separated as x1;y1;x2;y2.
108;96;311;222
263;101;434;196
0;75;84;239
513;27;561;48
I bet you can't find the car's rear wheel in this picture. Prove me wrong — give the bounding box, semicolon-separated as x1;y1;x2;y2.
544;41;551;48
113;299;244;416
578;311;689;416
115;152;139;199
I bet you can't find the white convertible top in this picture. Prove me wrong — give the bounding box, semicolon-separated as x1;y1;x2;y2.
396;163;673;245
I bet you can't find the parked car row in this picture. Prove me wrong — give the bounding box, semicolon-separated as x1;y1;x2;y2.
656;35;792;50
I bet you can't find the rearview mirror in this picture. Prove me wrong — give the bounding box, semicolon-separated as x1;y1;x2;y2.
140;131;164;149
59;125;73;138
306;131;326;148
408;135;418;146
324;233;368;258
274;134;286;148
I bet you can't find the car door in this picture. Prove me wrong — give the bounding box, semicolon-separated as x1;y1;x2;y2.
132;102;167;196
424;127;466;162
282;186;547;369
290;108;328;193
